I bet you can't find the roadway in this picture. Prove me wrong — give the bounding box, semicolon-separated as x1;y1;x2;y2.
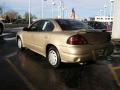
0;28;120;90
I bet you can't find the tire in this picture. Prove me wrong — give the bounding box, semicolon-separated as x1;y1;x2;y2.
47;46;61;68
17;38;24;50
0;26;3;35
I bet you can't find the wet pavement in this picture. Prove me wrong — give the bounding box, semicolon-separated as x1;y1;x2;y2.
0;28;120;90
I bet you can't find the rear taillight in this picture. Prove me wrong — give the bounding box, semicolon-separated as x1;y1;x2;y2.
67;34;88;45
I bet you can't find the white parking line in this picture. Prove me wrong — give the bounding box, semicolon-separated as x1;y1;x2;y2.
5;51;17;58
12;27;23;30
111;54;120;57
4;37;16;41
6;59;36;90
0;33;12;36
108;64;120;87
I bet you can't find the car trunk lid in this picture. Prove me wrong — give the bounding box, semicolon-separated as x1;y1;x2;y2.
77;30;111;44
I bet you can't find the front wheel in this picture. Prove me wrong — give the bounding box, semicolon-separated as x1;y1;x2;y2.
17;38;24;50
47;46;61;68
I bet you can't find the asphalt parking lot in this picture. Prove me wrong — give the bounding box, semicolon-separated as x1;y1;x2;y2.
0;28;120;90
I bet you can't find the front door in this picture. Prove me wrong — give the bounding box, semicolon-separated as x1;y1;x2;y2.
31;20;55;55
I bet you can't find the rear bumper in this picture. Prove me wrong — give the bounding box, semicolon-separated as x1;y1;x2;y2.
59;42;114;63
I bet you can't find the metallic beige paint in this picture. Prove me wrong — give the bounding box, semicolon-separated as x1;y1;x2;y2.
17;19;113;63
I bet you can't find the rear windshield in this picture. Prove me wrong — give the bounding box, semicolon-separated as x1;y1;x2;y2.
56;19;93;31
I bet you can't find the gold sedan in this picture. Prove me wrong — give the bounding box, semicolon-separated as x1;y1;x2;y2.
17;19;113;67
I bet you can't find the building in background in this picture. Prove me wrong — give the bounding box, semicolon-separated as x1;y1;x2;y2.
89;16;113;22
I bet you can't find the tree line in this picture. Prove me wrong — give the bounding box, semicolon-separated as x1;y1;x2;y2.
0;6;37;23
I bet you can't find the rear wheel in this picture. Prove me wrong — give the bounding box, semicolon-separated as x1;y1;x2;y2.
47;46;61;68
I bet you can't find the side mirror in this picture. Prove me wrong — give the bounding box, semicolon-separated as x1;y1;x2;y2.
23;27;29;31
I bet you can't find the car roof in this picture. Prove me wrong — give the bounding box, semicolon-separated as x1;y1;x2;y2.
38;18;78;21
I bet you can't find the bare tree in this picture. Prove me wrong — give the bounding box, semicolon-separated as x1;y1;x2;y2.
24;12;32;21
24;12;37;22
5;10;18;22
0;6;2;15
17;15;22;19
32;15;37;19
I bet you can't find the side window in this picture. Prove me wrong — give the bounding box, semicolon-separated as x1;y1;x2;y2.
42;21;54;31
30;22;38;31
30;20;45;31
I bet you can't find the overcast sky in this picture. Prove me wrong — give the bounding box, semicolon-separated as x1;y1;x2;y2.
0;0;114;19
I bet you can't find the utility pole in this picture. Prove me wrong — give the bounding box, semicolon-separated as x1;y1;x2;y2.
28;0;31;27
51;0;55;18
104;4;107;16
110;0;114;17
41;0;43;19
